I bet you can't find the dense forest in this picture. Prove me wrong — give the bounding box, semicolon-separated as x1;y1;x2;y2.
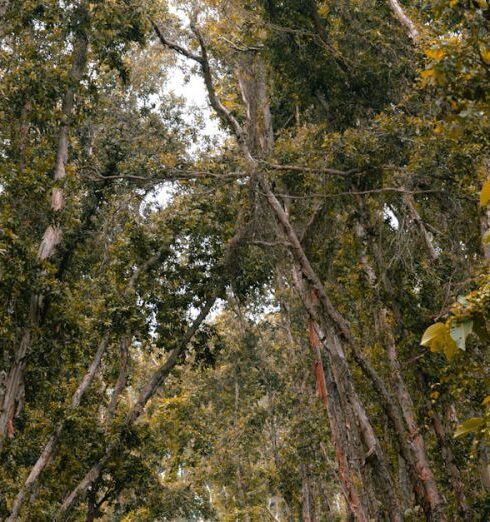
1;0;490;520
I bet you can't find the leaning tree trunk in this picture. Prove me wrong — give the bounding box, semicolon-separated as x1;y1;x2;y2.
153;27;402;519
306;305;370;521
0;12;89;446
55;295;217;519
6;335;110;521
5;243;181;519
354;200;446;520
237;53;399;519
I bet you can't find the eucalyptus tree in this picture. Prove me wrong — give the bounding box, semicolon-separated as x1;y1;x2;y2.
148;0;488;519
1;0;489;520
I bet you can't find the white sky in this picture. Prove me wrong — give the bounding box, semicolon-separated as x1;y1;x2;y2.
147;3;224;209
165;1;221;142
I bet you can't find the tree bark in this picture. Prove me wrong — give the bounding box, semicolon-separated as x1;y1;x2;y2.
431;412;469;518
307;309;368;520
479;441;490;494
0;11;89;445
301;465;312;522
355;202;446;521
105;336;130;422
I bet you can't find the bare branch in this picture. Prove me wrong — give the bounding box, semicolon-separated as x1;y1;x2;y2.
218;36;264;53
403;192;439;260
152;18;253;161
80;168;246;183
251;240;291;248
261;188;440;200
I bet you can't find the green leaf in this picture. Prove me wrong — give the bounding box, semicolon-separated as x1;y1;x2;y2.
480;180;490;207
450;320;473;351
454;417;484;438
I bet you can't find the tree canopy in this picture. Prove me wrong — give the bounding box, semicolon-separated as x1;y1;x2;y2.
1;0;490;520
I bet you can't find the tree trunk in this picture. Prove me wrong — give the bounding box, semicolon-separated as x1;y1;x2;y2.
479;441;490;494
55;296;217;519
354;202;446;521
6;335;109;521
304;283;400;521
307;313;368;521
161;33;400;520
0;13;89;445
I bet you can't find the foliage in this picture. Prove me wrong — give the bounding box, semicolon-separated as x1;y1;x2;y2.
1;0;490;520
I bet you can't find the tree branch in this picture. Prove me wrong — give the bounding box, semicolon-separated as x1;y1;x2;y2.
387;0;419;42
150;19;202;63
189;22;251;160
261;160;360;176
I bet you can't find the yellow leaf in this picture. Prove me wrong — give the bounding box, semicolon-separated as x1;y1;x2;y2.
421;322;447;347
476;0;488;8
480;180;490;207
454;417;484;438
421;322;459;361
426;48;445;61
421;69;435;79
480;47;490;64
482;396;490;406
